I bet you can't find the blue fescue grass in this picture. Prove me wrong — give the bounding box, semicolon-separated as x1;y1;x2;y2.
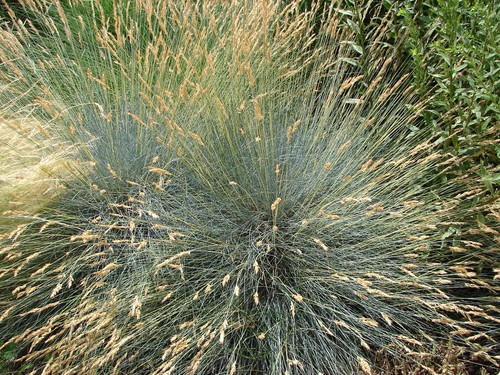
0;1;498;374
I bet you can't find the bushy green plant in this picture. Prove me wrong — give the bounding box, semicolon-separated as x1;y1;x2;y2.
392;4;500;368
334;1;500;370
395;0;499;159
0;0;498;374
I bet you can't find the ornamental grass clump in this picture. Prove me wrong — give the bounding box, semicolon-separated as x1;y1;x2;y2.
0;1;498;374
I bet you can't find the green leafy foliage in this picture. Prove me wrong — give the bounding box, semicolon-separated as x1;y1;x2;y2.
391;0;499;293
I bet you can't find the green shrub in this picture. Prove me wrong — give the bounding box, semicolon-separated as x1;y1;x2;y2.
0;1;497;374
395;0;499;172
393;4;500;368
332;1;500;370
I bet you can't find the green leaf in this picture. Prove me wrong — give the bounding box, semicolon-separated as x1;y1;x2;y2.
346;19;360;34
338;9;354;17
351;43;363;55
476;167;500;193
341;57;359;66
481;173;500;183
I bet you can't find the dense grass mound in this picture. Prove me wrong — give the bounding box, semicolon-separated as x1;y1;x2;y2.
0;1;498;374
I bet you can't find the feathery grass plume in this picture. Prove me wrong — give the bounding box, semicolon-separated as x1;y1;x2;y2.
0;119;64;213
0;0;498;373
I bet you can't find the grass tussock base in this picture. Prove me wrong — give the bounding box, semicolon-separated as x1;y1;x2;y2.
0;0;498;374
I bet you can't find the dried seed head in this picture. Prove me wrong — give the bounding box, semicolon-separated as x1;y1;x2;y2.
253;260;260;274
50;283;63;299
380;312;393;326
357;357;372;375
222;274;230;287
253;292;259;305
253;100;263;121
129;296;142;320
313;238;328;251
229;361;237;375
358;317;379;327
271;197;282;211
